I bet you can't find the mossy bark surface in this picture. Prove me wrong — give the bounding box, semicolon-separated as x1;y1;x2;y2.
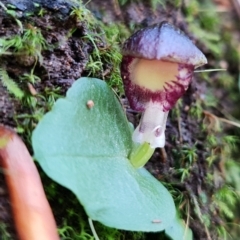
0;0;240;239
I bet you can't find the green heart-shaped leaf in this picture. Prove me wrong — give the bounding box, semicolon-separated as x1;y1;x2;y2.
32;77;176;232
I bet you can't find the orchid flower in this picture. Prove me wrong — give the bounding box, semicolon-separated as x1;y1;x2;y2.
121;22;207;166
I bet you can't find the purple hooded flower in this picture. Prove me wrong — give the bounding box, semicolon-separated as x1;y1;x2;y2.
121;22;207;148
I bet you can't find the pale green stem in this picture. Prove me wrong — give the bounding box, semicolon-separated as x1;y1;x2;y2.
88;218;100;240
129;142;155;168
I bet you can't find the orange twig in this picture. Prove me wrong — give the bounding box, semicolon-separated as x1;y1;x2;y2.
0;125;59;240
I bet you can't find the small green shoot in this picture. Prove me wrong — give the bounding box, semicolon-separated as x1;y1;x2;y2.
0;68;24;99
70;3;96;29
129;142;155;168
176;168;190;182
182;144;197;165
20;61;41;84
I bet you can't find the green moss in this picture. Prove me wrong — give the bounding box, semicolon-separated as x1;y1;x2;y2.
0;68;24;99
0;24;47;64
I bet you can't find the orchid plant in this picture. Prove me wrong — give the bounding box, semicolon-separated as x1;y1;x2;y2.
32;22;206;240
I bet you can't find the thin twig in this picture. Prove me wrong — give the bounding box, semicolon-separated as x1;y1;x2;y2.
88;218;100;240
113;0;122;16
194;69;226;73
160;147;167;163
186;184;212;240
177;114;183;143
203;110;240;128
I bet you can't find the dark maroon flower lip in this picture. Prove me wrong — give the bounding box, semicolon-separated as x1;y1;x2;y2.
121;56;194;111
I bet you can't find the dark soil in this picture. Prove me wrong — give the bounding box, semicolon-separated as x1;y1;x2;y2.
0;0;240;239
